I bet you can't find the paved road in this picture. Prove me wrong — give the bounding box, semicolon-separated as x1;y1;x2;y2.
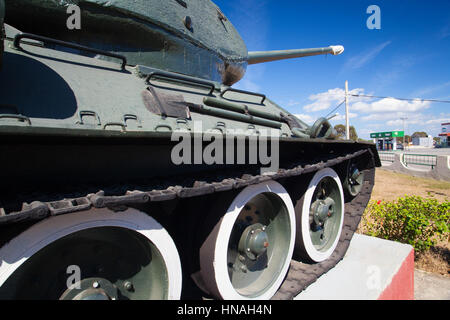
390;147;450;156
414;269;450;300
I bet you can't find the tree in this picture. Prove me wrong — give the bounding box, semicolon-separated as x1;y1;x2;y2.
404;135;411;144
334;124;358;141
411;131;428;138
396;135;411;144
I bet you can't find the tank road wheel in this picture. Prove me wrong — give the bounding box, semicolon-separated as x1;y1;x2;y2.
200;180;295;300
295;168;345;262
0;208;182;300
343;161;365;198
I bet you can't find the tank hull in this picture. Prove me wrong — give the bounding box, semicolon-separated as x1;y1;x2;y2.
0;129;378;204
0;129;378;299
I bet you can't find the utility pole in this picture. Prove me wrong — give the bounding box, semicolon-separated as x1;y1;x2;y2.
345;80;350;140
400;117;408;148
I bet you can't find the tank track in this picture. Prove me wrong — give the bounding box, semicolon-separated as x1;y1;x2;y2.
0;148;376;299
273;166;375;299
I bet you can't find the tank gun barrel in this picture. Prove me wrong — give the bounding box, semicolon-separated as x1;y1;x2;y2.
247;45;344;65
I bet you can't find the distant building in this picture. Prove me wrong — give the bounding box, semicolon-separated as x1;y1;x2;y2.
438;122;450;147
412;135;433;147
370;131;404;151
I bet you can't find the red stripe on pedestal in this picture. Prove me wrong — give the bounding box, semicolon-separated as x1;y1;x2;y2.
378;248;414;300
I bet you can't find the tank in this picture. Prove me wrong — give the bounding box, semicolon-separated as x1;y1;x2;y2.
0;0;380;300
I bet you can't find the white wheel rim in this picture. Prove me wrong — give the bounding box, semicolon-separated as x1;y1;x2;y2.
299;168;345;262
201;180;295;300
0;208;182;299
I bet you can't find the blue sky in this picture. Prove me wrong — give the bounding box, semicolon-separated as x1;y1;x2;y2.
213;0;450;139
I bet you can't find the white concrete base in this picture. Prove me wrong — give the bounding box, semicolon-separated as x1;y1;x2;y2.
382;153;450;181
295;234;414;300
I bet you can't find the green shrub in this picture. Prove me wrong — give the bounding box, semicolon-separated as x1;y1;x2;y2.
362;195;449;253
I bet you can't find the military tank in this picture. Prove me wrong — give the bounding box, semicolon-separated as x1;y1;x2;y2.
0;0;380;300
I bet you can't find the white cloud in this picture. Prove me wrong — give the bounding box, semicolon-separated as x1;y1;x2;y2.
302;86;431;115
360;113;391;122
424;116;450;125
331;112;358;122
359;128;377;136
352;98;430;114
303;87;432;120
293;114;315;125
386;118;421;126
302;86;448;139
361;112;424;124
386;119;406;126
303;87;364;112
357;112;449;137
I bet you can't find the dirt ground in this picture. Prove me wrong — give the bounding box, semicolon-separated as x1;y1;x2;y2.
370;169;450;203
364;168;449;276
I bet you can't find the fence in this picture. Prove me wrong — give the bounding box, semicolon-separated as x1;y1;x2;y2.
379;152;395;163
402;154;437;169
379;152;449;181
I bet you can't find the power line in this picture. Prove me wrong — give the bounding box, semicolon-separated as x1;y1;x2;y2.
349;94;450;104
317;93;450;104
325;100;345;118
320;88;450;127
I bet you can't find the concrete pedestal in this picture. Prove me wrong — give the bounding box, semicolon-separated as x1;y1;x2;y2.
295;234;414;300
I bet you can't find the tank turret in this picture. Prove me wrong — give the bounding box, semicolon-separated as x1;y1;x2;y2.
4;0;343;85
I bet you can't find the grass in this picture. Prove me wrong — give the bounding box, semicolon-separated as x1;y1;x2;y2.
424;180;450;191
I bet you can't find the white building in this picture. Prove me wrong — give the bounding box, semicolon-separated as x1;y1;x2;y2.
412;135;433;147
